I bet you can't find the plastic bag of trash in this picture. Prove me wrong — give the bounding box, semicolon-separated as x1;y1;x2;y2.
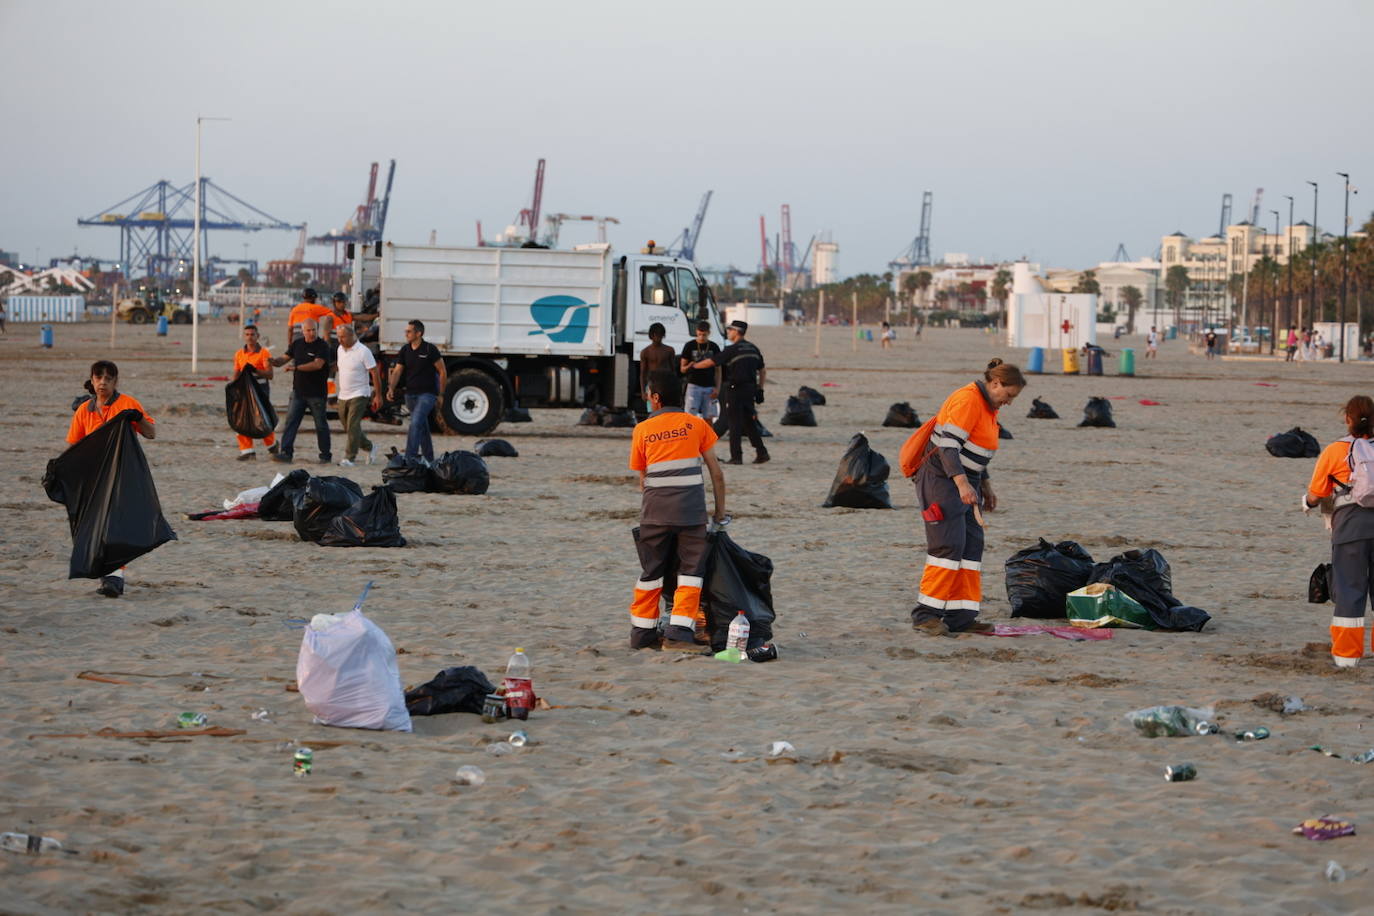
1004;538;1095;618
259;469;311;521
475;438;519;458
224;485;271;511
702;531;776;652
380;448;433;494
780;396;817;427
319;486;406;548
822;433;892;509
602;410;635;428
1078;397;1116;428
292;476;364;543
404;666;497;716
1126;704;1216;737
577;406;606;426
224;365;277;439
797;385;826;406
431;450;490;495
1266;427;1321;458
297;605;412;731
42;410;177;578
882;402;920;428
1027;397;1059;419
1310;562;1333;603
1065;583;1154;629
1088;548;1210;631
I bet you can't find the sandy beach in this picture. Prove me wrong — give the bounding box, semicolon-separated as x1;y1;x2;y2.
3;318;1373;914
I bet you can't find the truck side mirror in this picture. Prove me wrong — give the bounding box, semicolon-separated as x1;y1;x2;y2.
346;243;356;260
653;289;665;306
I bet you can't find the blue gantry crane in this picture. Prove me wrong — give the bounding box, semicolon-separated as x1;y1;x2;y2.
888;190;933;273
78;178;302;281
669;191;712;261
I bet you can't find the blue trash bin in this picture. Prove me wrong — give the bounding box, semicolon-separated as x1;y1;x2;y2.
1027;346;1045;374
40;324;54;348
1085;348;1104;376
156;314;169;336
1167;327;1178;340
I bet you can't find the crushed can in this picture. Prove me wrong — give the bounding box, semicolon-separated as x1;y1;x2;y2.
481;692;507;723
177;712;208;729
1164;763;1197;782
1193;720;1219;736
502;677;534;722
293;747;313;777
1235;726;1270;741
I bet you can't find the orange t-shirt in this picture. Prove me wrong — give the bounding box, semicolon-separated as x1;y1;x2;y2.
629;408;718;526
328;309;352;332
288;302;332;328
234;345;272;375
67;393;154;444
1309;440;1354;498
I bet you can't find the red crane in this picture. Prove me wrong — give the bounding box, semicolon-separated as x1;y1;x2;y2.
759;215;770;272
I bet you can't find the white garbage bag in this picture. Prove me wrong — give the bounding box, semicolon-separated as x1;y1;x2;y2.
223;485;272;510
296;609;412;731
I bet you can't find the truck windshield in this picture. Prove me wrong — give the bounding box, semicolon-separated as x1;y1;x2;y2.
676;268;703;323
641;267;674;307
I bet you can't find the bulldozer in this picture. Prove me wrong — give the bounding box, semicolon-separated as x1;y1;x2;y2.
116;290;192;325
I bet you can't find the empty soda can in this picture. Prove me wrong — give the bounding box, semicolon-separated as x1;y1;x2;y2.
747;644;779;663
177;712;208;729
1164;763;1197;782
293;747;313;776
1235;726;1270;741
508;730;529;747
1193;720;1219;735
480;693;507;723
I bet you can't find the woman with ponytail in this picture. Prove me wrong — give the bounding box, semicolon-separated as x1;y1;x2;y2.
1304;395;1374;667
911;359;1025;636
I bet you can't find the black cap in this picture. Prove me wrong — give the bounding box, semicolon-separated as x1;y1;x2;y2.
332;292;347;302
302;288;318;301
728;319;748;333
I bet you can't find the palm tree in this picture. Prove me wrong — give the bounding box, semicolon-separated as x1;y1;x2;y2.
1120;285;1143;334
990;268;1012;308
1165;265;1190;326
1072;269;1101;295
912;270;933;327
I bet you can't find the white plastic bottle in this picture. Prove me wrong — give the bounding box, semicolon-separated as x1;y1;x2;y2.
719;611;749;662
1;832;63;854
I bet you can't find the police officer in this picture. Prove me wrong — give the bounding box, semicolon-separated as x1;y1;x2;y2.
689;319;768;465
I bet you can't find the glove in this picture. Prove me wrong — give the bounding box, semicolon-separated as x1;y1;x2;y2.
753;389;764;405
117;408;143;424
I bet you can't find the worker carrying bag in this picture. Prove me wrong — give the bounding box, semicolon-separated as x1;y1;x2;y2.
224;365;277;439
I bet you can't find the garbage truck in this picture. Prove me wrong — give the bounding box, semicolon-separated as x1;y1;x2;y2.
350;241;726;435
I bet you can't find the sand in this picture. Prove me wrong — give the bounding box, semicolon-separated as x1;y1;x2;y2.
2;316;1373;914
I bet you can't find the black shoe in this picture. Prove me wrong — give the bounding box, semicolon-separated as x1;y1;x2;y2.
96;576;124;598
630;628;663;650
725;457;743;465
237;452;256;461
268;443;279;455
752;452;770;464
318;458;332;465
271;453;292;463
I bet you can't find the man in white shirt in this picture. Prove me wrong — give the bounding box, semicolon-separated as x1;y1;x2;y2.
1146;326;1159;358
335;323;382;466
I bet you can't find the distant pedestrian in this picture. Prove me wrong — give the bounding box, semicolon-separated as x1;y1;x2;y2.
388;319;446;461
626;368;726;652
66;359;157;598
1204;329;1218;359
679;320;721;419
639;322;676;411
271;318;333;464
1298;328;1311;361
1312;330;1326;361
231;323;276;461
881;321;896;349
693;320;768;465
1146;326;1159;358
285;288;333;345
334;323;381;467
1286;325;1299;362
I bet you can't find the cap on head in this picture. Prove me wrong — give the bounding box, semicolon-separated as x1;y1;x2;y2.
332;292;346;303
728;319;748;334
303;288;318;302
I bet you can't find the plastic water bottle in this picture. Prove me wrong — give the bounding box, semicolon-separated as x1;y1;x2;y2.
2;832;63;854
503;648;533;721
716;611;750;662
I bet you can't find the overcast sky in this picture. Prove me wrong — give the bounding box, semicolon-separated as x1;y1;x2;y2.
2;0;1370;278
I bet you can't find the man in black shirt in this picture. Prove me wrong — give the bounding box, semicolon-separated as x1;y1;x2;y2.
692;319;768;465
388;319;447;460
271;317;333;463
679;320;722;419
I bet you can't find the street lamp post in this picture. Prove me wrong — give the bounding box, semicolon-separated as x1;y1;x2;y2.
1338;171;1350;362
1271;209;1281;355
192;115;230;373
1284;195;1295;332
1306;181;1318;347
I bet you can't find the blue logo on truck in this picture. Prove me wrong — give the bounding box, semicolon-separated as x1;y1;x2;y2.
528;295;597;343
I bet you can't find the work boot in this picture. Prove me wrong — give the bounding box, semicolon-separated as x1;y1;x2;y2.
725;457;743;465
629;628;663;651
752;452;770;464
237;451;256;461
271;452;292;463
96;576;124;598
912;617;949;637
662;624;709;654
960;620;996;634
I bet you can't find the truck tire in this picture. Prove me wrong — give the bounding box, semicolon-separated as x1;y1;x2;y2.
129;308;150;325
440;369;505;436
171;310;191;325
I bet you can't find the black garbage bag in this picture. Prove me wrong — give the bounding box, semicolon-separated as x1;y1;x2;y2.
1027;397;1059;419
1078;397;1116;428
798;385;826;406
404;666;497;716
380;448;433;494
431;450;490;495
258;469;311;521
577;406;607;426
602;410;635;428
781;396;817;427
1088;548;1210;631
292;476;364;543
883;402;920;428
998;424;1014;440
319;486;406;548
1004;538;1095;618
71;393;92;411
1266;427;1321;458
823;433;893;509
42;410;177;579
502;406;532;423
1309;562;1333;603
475;438;519;458
224;365;277;439
702;531;776;651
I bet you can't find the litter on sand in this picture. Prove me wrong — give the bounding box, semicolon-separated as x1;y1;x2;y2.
988;624;1113;641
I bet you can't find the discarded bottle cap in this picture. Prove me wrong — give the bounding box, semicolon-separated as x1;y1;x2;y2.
1164;763;1197;782
454;765;486;787
508;730;529;747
